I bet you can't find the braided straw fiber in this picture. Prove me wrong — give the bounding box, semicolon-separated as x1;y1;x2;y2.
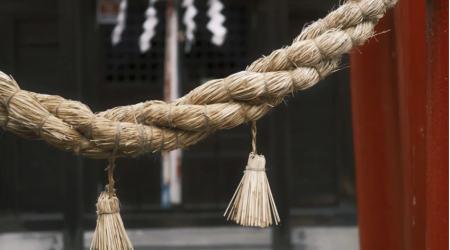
90;191;133;250
0;0;398;159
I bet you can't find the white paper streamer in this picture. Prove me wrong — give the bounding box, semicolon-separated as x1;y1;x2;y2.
139;0;159;53
111;0;127;45
182;0;198;53
206;0;227;46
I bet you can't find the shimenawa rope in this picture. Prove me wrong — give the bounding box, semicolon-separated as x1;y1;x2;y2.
0;0;397;159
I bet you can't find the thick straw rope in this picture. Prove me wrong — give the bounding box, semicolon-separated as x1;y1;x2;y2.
0;0;398;159
0;79;211;159
30;60;337;131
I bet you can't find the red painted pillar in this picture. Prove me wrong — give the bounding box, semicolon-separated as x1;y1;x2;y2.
350;11;405;250
426;0;449;249
351;0;448;249
394;1;427;249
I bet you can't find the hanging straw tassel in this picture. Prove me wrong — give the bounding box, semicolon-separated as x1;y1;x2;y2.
224;121;280;227
90;158;133;250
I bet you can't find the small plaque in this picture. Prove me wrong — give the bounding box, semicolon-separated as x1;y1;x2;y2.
97;0;120;24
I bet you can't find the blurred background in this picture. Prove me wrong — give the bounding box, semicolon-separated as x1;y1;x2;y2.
0;0;358;249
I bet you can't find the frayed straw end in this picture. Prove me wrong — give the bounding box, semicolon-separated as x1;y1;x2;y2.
224;153;280;228
90;191;133;250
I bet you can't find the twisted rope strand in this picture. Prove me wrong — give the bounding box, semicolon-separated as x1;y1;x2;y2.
294;0;396;42
246;22;375;72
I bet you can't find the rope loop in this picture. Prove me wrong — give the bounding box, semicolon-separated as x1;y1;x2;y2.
37;114;51;137
137;124;146;155
77;137;85;154
112;122;121;158
284;48;298;69
223;78;233;101
240;103;249;123
140;103;146;125
55;99;65;117
149;124;154;152
168;105;173;127
5;89;21;111
175;130;179;149
344;28;358;47
313;38;327;60
355;1;368;19
263;54;274;71
313;65;324;80
98;209;120;215
203;105;209;130
246;167;266;171
2;88;23;129
87;115;96;138
130;105;138;124
288;70;297;94
160;128;165;152
263;73;270;98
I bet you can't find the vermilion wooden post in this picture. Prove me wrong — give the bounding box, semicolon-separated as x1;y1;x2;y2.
349;11;405;250
394;1;427;249
426;0;449;249
351;1;448;250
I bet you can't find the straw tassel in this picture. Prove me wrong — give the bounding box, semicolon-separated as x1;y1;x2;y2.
224;121;280;227
90;158;133;250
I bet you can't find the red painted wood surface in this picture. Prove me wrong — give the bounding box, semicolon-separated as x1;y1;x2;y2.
426;0;449;249
394;1;427;249
351;0;448;249
350;11;404;250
